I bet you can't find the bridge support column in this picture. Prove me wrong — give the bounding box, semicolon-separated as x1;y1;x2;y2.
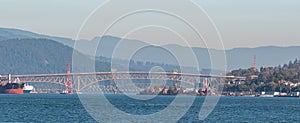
66;59;73;94
77;76;81;93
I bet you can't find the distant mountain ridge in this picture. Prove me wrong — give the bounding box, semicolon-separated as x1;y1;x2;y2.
0;27;74;47
1;27;300;71
0;38;184;74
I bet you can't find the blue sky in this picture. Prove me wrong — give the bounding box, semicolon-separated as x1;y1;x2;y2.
0;0;299;49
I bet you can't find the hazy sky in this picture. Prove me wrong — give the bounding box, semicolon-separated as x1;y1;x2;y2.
0;0;299;50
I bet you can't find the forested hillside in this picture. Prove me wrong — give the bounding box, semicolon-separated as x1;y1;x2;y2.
0;38;183;75
226;60;300;92
0;38;75;74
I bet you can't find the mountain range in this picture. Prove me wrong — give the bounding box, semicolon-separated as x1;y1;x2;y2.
0;27;300;74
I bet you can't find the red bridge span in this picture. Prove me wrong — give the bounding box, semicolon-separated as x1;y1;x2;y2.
0;72;245;94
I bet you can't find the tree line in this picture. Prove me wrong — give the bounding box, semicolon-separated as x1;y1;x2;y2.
226;59;300;92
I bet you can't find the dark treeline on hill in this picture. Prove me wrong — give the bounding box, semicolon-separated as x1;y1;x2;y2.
0;38;79;74
0;38;183;75
226;59;300;92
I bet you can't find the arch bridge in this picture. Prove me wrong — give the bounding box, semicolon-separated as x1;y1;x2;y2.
0;72;246;94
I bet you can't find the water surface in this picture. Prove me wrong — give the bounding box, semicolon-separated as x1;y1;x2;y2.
0;94;299;122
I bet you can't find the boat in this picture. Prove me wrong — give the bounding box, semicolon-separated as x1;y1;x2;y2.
258;91;274;97
259;94;274;97
242;94;256;97
0;75;25;94
23;83;34;93
274;95;299;97
60;90;69;94
158;86;179;95
0;82;25;94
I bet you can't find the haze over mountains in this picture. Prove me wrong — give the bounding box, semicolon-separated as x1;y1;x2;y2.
0;27;299;74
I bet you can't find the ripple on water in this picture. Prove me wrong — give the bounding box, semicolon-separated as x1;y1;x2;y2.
0;94;299;122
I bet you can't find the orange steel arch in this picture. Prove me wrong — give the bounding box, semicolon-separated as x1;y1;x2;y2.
78;78;195;92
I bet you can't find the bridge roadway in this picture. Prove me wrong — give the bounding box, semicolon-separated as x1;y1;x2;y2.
0;72;246;93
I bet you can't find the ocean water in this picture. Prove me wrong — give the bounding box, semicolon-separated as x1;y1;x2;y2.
0;94;299;123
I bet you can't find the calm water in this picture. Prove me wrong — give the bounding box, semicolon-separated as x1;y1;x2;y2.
0;94;299;123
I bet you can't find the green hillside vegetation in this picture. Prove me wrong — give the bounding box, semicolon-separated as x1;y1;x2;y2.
0;38;74;74
226;59;300;92
0;38;183;75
